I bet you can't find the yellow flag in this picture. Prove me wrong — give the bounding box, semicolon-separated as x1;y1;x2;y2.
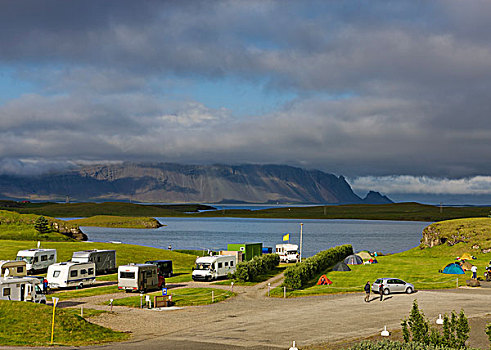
283;233;289;241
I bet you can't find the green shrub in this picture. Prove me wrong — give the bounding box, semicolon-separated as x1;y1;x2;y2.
283;244;353;289
347;340;478;350
402;300;470;349
231;254;280;282
485;323;490;345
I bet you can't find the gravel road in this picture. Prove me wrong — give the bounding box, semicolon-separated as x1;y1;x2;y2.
3;279;490;350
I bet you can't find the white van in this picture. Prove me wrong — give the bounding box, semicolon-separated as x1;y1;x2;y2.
15;249;57;273
118;264;163;293
275;244;299;263
47;262;96;289
0;276;46;303
0;260;27;277
192;255;236;281
71;249;116;275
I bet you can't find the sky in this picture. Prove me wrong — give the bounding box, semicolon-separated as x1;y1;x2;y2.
0;0;490;205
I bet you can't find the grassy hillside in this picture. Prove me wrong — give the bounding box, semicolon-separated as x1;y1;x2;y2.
66;215;162;228
421;217;491;251
0;240;197;274
2;201;490;222
0;210;77;241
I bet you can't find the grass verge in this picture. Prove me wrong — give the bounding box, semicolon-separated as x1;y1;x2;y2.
66;215;162;229
110;288;234;307
0;300;128;346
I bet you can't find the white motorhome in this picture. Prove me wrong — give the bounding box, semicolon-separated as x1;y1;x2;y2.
0;260;27;277
192;255;236;281
47;262;96;289
15;248;57;273
0;277;46;303
71;249;116;275
275;244;299;263
118;263;163;292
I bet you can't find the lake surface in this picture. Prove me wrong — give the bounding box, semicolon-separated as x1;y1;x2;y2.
80;217;430;257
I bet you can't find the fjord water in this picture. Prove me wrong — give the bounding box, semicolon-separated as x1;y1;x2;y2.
81;217;430;257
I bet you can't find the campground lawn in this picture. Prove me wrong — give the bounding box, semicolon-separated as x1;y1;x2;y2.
109;287;235;307
0;300;128;346
271;243;491;297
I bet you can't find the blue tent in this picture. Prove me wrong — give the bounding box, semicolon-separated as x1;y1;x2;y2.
441;262;465;274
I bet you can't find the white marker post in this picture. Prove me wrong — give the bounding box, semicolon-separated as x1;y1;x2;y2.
299;223;304;263
50;297;59;345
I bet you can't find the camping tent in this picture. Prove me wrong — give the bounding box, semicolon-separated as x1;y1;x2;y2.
441;263;465;274
332;262;351;271
460;260;475;271
344;254;363;265
356;251;372;260
459;253;473;261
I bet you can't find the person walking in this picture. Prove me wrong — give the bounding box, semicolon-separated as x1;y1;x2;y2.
364;281;371;302
379;282;384;301
471;265;477;279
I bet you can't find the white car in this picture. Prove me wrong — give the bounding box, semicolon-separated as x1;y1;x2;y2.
372;278;415;295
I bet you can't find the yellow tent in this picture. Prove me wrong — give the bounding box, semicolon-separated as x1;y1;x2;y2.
356;251;372;260
459;253;473;260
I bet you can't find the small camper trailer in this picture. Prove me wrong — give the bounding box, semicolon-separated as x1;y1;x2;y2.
118;264;162;292
71;249;116;274
192;255;236;281
15;249;57;273
0;260;27;277
47;262;96;289
0;276;46;303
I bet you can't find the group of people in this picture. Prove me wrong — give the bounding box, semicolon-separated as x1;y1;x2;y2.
364;281;384;302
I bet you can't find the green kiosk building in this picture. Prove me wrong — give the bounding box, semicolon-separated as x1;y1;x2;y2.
227;242;262;261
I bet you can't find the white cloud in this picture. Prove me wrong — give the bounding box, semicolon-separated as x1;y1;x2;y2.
350;175;491;195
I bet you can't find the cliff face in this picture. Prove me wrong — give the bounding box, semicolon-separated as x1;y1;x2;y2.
0;163;392;205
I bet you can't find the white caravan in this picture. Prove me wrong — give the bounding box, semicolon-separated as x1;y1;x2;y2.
15;248;57;273
0;260;27;277
47;262;96;289
118;264;162;292
192;255;236;281
0;277;47;303
275;244;299;263
71;249;116;275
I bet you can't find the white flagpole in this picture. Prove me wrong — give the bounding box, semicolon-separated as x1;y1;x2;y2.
299;223;303;263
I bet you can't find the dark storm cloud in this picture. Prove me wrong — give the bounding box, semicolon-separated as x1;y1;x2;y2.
0;0;490;181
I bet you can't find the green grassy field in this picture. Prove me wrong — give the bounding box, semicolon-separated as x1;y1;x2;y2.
0;301;128;346
271;243;491;297
66;215;162;228
2;201;490;222
109;287;234;307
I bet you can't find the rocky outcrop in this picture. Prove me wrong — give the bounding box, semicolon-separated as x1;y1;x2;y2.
51;221;87;241
0;162;393;205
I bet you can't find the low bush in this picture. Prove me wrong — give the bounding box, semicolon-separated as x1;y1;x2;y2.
283;244;353;289
347;340;480;350
232;254;280;282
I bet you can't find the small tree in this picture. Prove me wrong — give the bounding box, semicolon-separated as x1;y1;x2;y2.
486;323;491;344
34;216;50;234
407;300;430;344
455;310;470;349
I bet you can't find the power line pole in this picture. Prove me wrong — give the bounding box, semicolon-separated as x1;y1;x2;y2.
299;223;303;263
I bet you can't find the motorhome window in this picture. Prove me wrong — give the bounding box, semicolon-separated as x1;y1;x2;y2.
41;255;48;261
225;262;228;267
195;263;211;270
218;262;223;268
34;285;42;293
81;269;87;275
53;271;60;278
120;271;135;279
97;257;101;262
16;256;33;263
49;255;54;260
70;270;78;277
17;267;24;273
88;268;94;275
230;261;234;266
33;257;38;263
3;288;10;296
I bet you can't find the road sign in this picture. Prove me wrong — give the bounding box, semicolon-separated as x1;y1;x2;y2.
162;288;167;296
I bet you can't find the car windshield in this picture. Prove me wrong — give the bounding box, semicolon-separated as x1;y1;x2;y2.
286;251;297;254
195;263;211;270
374;279;382;284
16;256;32;264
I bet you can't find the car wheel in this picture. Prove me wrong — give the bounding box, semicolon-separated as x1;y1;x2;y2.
78;283;83;289
40;300;46;304
383;288;390;295
406;287;413;294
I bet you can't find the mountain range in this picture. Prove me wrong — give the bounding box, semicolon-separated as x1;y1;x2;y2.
0;163;392;205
